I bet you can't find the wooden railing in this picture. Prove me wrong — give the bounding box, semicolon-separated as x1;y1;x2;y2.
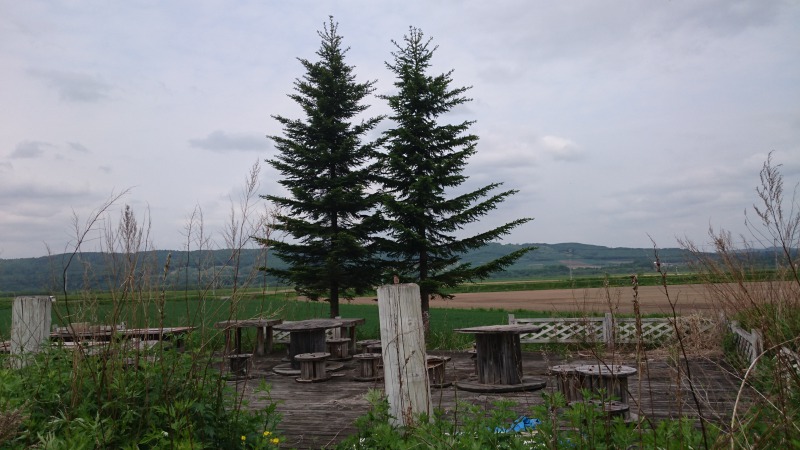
508;313;717;346
728;320;763;365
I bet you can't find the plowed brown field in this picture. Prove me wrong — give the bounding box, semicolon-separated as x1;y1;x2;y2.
349;283;720;315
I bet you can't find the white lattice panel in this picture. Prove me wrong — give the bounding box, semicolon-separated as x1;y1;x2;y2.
511;317;604;344
510;314;716;346
617;319;677;344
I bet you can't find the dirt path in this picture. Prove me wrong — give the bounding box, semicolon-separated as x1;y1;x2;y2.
349;283;719;315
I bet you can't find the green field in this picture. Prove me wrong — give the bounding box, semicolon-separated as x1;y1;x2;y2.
0;283;666;349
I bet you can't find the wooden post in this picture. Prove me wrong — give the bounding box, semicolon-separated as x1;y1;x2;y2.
377;283;430;427
604;312;615;350
10;296;53;368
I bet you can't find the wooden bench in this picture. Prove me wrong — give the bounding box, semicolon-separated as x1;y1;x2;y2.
295;352;331;383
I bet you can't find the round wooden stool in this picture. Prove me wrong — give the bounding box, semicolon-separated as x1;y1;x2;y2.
353;353;382;381
426;355;452;388
226;353;252;377
575;364;637;404
294;352;332;383
356;339;381;354
548;364;582;403
326;337;352;360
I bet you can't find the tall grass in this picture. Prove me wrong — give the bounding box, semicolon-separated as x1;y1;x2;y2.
679;153;800;449
0;161;283;449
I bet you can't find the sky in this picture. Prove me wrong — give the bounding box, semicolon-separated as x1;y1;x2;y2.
1;0;799;259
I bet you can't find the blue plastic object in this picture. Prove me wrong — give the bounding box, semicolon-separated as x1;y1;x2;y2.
495;416;541;433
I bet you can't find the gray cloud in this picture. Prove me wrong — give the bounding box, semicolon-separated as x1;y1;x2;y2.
0;0;797;257
27;68;112;102
189;130;270;152
0;182;91;206
68;142;91;153
539;136;583;162
10;140;51;159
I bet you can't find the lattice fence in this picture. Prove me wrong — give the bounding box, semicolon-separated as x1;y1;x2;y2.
509;313;717;346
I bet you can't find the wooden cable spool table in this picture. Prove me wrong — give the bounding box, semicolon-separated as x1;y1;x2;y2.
272;319;350;375
454;324;547;393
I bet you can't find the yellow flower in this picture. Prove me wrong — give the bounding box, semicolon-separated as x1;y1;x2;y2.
263;430;271;437
271;438;280;445
241;435;246;441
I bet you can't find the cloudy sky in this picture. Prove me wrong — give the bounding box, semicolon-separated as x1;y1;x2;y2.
1;1;799;259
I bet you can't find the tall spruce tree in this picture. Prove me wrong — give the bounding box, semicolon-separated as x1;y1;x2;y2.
379;27;534;325
259;18;384;317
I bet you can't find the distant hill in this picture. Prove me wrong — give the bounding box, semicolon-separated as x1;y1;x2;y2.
0;243;707;296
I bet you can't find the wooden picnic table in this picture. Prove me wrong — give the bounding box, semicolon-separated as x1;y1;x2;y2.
214;318;283;356
51;326;195;351
454;324;546;392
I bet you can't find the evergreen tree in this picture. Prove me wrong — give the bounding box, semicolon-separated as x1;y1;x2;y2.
378;27;534;325
259;18;384;317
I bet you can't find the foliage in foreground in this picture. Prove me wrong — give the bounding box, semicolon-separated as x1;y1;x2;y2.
679;153;800;449
0;345;280;449
338;389;715;449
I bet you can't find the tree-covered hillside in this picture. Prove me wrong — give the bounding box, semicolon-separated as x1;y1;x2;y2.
0;243;703;296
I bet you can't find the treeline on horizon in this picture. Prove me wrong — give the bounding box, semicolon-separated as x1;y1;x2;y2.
1;242;773;296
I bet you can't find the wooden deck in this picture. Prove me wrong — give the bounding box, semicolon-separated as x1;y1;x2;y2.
231;349;746;449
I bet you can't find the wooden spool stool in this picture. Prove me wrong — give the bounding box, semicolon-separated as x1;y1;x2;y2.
294;352;331;383
356;339;381;354
575;364;637;405
467;349;478;376
548;364;583;403
353;353;382;381
426;355;452;388
588;399;631;420
226;353;252;377
326;337;352;360
365;343;382;354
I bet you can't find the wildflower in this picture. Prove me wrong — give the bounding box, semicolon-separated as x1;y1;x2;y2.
263;430;271;437
241;435;246;442
271;438;280;445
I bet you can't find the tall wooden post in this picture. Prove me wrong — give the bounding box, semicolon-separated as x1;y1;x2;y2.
377;283;430;427
10;296;53;368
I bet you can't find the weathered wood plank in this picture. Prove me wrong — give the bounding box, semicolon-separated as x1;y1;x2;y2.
234;350;749;449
